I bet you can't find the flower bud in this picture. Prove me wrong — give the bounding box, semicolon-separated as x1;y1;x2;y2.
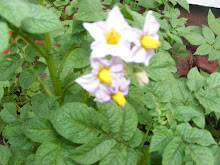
135;70;149;86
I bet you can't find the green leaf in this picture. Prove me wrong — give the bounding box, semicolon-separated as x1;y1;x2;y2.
34;62;47;74
162;137;185;165
35;138;77;165
74;0;107;22
176;123;216;146
171;80;191;102
208;49;220;61
186;144;214;165
0;21;9;53
99;144;127;165
149;80;172;102
196;72;220;113
129;129;144;148
0;0;30;27
177;0;189;12
126;86;153;125
63;48;90;69
97;102;123;135
150;127;173;152
0;145;12;165
121;5;145;29
3;122;33;150
24;118;58;143
51;102;101;144
146;52;177;81
120;103;138;141
208;10;220;35
184;32;206;46
125;148;139;165
0;53;23;81
70;136;116;165
172;106;202;122
138;0;159;9
194;44;212;55
128;86;156;109
26;154;35;165
0;103;18;123
8;146;32;165
202;25;215;45
209;145;220;165
21;3;63;33
19;69;37;89
196;91;220;113
213;36;220;49
186;67;206;92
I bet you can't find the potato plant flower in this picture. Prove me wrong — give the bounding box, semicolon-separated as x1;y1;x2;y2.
75;57;130;106
83;6;135;62
131;11;160;65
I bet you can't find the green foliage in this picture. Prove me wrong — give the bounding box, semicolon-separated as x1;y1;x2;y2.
0;22;9;53
51;102;101;144
0;0;30;27
208;10;220;35
74;0;107;22
21;3;63;33
0;145;12;165
0;1;219;165
0;53;24;81
19;69;37;89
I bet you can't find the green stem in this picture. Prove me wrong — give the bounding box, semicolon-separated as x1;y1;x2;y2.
139;147;151;165
36;76;54;97
60;81;76;105
82;91;89;104
45;55;62;96
58;44;76;74
123;0;127;5
45;33;52;50
44;32;62;96
19;48;54;97
37;0;44;6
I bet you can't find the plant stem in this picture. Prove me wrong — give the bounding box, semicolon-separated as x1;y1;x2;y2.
8;23;61;96
58;44;76;74
37;0;44;6
139;147;151;165
82;91;89;104
44;32;62;96
19;48;54;97
45;55;62;96
60;81;76;105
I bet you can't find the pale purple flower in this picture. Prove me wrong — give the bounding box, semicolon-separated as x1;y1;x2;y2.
75;57;130;105
83;7;135;62
131;11;160;66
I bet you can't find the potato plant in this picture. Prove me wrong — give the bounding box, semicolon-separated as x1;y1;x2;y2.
0;0;219;165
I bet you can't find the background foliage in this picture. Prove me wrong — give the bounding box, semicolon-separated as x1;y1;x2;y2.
0;0;219;165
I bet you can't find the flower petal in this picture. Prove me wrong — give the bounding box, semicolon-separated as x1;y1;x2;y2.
83;22;106;41
143;11;160;36
75;73;99;93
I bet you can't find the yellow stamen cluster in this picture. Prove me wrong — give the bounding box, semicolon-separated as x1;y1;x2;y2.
105;28;120;44
140;35;160;49
98;68;112;84
112;91;126;106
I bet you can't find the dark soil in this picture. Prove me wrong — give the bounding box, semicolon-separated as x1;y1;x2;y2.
0;134;4;145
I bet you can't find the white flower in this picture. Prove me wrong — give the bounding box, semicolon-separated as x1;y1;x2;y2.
131;11;160;66
83;7;135;62
75;57;130;106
